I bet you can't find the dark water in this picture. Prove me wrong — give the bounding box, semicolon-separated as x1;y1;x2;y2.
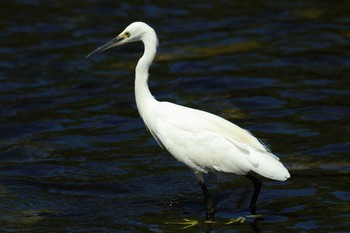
1;1;349;232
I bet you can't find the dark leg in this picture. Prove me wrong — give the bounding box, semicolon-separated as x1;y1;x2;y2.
198;181;216;218
245;173;262;215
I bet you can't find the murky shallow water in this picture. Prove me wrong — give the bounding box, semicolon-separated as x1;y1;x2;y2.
0;1;349;232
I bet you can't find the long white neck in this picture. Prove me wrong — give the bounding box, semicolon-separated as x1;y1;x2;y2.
135;31;158;119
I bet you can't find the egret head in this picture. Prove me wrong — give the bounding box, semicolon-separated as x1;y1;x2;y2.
86;22;157;58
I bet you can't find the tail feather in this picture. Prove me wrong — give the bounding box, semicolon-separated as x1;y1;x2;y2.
249;150;290;181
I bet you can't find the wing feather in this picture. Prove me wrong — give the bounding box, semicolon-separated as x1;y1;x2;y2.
145;101;290;180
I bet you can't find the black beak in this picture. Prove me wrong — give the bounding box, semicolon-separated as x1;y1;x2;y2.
86;36;124;58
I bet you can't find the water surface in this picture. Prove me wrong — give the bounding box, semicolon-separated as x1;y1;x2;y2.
0;1;349;232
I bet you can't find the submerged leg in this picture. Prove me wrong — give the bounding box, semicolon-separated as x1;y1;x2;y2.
199;181;216;218
245;173;262;215
195;172;216;218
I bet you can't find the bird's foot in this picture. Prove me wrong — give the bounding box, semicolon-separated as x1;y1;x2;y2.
164;218;199;229
225;216;246;224
165;214;263;229
225;214;262;225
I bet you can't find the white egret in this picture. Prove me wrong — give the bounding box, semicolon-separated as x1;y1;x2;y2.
86;22;290;218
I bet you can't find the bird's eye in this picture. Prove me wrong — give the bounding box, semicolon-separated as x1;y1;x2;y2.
125;32;130;38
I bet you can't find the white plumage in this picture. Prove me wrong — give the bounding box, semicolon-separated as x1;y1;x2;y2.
148;102;289;181
87;22;290;217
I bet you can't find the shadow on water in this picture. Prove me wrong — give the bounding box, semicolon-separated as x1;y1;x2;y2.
0;0;349;232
